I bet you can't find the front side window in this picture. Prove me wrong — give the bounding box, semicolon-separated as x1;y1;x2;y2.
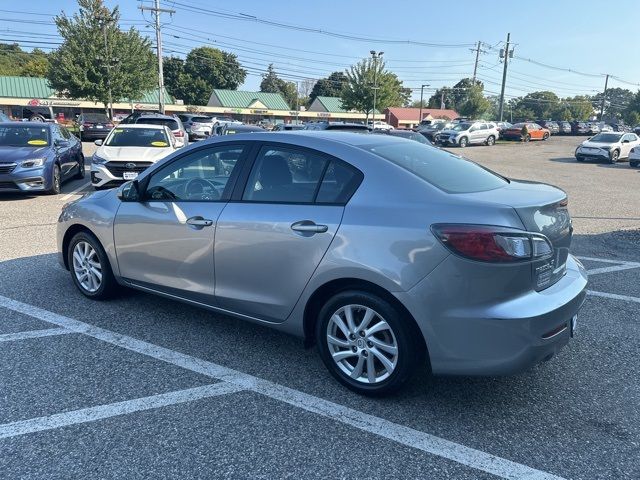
145;145;245;202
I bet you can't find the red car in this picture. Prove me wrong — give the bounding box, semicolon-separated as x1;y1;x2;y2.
502;122;550;142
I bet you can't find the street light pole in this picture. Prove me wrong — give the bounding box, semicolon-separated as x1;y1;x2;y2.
419;83;429;126
96;15;115;120
370;50;383;126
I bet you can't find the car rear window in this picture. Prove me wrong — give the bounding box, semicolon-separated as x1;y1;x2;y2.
138;118;179;130
191;116;211;123
362;140;508;194
82;114;109;123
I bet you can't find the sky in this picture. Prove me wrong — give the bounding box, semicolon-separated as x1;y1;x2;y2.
4;0;640;102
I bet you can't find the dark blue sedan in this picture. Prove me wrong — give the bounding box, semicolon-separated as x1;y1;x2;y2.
0;122;84;195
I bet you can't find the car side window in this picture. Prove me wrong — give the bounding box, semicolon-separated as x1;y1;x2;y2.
243;146;330;203
316;160;363;204
144;145;246;202
60;126;72;140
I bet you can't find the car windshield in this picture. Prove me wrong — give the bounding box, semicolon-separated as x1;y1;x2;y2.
82;114;109;123
452;123;472;131
363;140;507;194
589;133;622;143
105;127;170;147
138;118;179;130
0;126;50;147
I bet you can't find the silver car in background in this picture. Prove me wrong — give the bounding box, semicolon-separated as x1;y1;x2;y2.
57;132;587;396
575;132;640;163
436;121;500;147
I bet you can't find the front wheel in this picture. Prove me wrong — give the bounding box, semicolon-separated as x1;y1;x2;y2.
485;135;495;146
523;134;531;142
46;164;61;195
315;291;424;396
610;150;620;164
630;161;639;168
458;136;468;148
67;231;118;299
74;154;85;179
543;132;550;140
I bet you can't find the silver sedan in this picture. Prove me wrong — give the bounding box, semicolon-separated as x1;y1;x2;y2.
57;132;587;396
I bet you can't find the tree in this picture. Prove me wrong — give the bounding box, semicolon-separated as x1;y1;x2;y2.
624;90;640;125
410;99;429;108
428;87;455;110
341;58;410;120
0;44;49;77
48;0;156;113
427;79;484;112
516;91;560;119
181;47;246;104
592;87;634;121
162;56;185;99
309;71;348;103
260;64;297;108
566;95;594;121
457;84;491;118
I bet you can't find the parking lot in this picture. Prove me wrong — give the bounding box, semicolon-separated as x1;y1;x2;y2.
0;135;638;479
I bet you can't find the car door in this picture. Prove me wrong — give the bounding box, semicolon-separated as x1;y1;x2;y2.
51;125;74;177
113;143;248;304
620;134;637;157
214;143;361;322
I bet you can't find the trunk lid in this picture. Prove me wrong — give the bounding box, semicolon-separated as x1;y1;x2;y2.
457;180;572;290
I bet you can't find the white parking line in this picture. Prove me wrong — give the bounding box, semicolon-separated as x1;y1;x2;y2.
59;181;91;202
586;264;640;276
0;294;564;480
577;256;640;267
0;383;243;440
587;290;640;304
0;327;74;343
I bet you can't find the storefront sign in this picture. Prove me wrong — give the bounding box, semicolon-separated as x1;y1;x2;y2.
28;98;81;107
316;112;331;118
250;109;270;114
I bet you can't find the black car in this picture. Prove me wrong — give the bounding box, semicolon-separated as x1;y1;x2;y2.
537;120;559;135
377;129;433;145
634;125;640;135
76;113;113;141
0;122;84;194
418;122;453;142
610;123;629;133
273;123;305;131
21;105;55;122
571;122;590;135
556;121;572;135
220;124;265;135
305;121;370;132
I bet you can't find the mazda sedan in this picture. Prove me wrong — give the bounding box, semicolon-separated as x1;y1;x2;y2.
57;132;587;395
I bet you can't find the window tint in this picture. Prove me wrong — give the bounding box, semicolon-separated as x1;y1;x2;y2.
145;145;245;202
316;160;362;204
138;117;179;130
362;140;507;194
479;124;488;130
60;127;72;139
243;146;329;203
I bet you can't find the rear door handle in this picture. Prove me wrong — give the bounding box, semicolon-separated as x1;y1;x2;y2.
186;216;213;228
291;220;328;234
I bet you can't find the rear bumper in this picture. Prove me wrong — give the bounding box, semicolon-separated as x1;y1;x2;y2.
396;254;588;376
81;129;109;140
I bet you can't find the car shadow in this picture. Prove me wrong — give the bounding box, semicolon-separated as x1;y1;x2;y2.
549;157;634;168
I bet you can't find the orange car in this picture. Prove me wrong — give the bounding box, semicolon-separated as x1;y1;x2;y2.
502;122;550;141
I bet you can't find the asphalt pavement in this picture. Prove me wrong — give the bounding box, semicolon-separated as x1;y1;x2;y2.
0;137;638;479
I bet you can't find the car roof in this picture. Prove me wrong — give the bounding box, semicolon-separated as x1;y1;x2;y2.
117;123;166;130
0;121;53;128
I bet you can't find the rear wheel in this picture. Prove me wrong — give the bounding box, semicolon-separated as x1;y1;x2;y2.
610;149;620;164
485;135;495;146
67;231;118;299
543;132;550;140
576;156;585;162
315;290;424;396
458;136;469;148
631;161;639;168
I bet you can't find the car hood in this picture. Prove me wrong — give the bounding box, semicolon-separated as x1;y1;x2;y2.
579;140;617;148
0;146;51;162
95;146;174;162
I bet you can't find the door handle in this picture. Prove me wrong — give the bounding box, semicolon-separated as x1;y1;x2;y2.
186;216;213;228
291;220;328;234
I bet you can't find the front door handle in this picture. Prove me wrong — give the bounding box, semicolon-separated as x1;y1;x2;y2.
291;220;328;234
186;216;213;228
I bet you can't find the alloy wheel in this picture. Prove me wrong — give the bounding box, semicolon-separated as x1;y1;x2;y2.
326;304;399;384
72;241;102;293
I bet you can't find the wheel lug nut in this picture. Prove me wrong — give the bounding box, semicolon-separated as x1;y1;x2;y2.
351;346;357;352
349;334;356;340
367;341;373;348
359;331;365;337
362;350;368;357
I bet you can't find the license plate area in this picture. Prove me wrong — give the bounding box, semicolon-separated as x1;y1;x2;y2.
123;172;138;180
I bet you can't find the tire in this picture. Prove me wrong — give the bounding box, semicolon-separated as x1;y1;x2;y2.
67;231;118;300
631;161;639;168
610;150;620;164
315;290;424;396
524;134;531;142
74;154;85;179
485;135;495;146
29;115;45;122
576;156;584;162
46;164;61;195
458;136;468;148
543;132;550;140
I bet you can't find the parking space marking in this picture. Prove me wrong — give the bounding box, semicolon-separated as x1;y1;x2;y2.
577;256;640;267
586;264;640;275
0;294;565;480
587;290;640;305
0;327;74;343
59;181;91;202
0;382;243;440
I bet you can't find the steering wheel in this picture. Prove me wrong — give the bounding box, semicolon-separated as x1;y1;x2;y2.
149;185;178;201
184;177;221;201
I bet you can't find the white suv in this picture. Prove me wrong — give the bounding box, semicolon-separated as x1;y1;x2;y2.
436;121;500;148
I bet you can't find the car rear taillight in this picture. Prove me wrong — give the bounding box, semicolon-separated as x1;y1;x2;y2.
106;123;114;128
431;224;553;263
173;129;184;137
82;123;92;128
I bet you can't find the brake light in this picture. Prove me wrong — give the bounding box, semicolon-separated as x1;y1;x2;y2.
173;129;184;137
82;123;92;128
106;123;114;128
431;224;553;263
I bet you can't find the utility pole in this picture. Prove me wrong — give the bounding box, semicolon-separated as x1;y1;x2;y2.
472;41;482;84
370;50;383;125
498;33;512;122
139;0;175;114
440;92;445;109
419;83;429;125
599;74;609;121
96;15;116;120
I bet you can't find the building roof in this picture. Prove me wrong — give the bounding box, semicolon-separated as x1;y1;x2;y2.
386;107;459;121
0;75;172;104
208;89;290;110
310;96;348;113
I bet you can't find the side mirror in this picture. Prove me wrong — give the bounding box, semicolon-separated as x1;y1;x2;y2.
55;139;70;148
94;139;103;146
622;139;630;143
117;180;140;202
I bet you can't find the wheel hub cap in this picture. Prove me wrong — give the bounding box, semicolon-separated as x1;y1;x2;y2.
72;241;102;293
